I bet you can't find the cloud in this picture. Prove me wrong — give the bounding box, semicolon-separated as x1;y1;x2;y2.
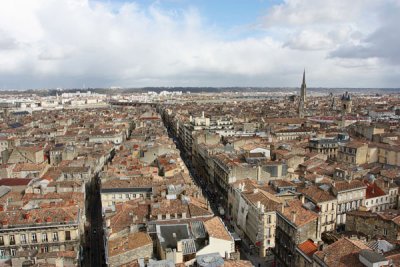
0;31;19;50
283;30;333;50
0;0;399;89
261;0;374;27
330;1;400;65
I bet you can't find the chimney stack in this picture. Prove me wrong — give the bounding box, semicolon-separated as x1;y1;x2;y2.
225;251;230;259
291;211;296;224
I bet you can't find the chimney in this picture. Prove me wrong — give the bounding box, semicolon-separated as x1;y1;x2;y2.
257;165;262;181
177;240;183;252
281;204;285;213
257;201;261;209
300;195;305;204
225;251;230;259
291;211;296;224
1;219;8;228
129;224;138;233
253;188;259;194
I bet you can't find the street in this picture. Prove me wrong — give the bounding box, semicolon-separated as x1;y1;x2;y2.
84;172;105;267
165;126;268;266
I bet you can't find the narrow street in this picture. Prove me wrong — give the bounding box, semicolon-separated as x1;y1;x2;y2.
162;119;267;266
84;149;115;267
83;172;104;267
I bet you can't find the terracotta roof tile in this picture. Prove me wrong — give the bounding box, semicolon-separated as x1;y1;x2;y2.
298;239;318;258
108;232;152;257
281;199;318;227
364;181;386;199
314;238;371;267
0;178;32;186
203;216;232;242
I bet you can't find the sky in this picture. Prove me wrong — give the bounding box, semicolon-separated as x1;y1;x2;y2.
0;0;400;89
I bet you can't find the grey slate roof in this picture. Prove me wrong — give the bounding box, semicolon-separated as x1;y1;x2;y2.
359;249;388;263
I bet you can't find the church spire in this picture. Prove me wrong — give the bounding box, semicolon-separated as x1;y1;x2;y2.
300;69;307;103
298;69;307;118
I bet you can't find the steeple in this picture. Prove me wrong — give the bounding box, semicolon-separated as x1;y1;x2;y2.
300;69;307;103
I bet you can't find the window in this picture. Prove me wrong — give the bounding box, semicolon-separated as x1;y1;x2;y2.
20;234;26;244
266;228;271;237
0;236;3;246
65;231;71;241
32;233;37;243
9;235;15;245
0;249;4;256
384;229;388;236
267;215;271;224
52;232;58;242
125;194;129;199
42;233;48;242
10;248;16;256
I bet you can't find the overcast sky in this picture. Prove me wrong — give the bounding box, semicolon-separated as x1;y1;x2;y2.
1;0;400;89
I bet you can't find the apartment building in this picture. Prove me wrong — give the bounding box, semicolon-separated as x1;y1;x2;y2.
228;179;282;257
331;180;366;230
337;141;369;165
274;199;319;267
298;185;337;234
0;199;84;265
